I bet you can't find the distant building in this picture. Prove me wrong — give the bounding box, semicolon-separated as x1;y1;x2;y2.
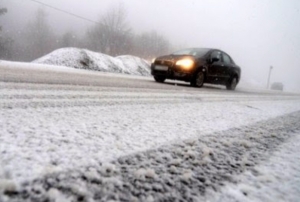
271;82;284;91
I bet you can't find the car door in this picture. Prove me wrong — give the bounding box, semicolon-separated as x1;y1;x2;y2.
207;51;223;80
218;52;232;81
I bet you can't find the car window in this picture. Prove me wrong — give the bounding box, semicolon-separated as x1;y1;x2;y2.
210;51;222;60
222;53;232;65
171;48;209;57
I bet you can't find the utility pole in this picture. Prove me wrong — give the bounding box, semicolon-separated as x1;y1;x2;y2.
267;66;273;89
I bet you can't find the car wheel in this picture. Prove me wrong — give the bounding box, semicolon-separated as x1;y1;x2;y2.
154;75;166;83
191;71;204;87
226;76;238;90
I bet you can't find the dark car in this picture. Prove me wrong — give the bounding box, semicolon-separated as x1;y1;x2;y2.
151;48;241;90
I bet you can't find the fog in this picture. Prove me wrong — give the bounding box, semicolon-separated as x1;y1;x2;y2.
1;0;300;92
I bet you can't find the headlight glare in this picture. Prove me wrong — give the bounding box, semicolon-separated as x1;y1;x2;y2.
175;59;194;69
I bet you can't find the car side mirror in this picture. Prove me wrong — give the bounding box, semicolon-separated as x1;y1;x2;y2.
212;57;219;63
208;57;219;64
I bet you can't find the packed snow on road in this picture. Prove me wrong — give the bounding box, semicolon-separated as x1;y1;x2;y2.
0;60;300;202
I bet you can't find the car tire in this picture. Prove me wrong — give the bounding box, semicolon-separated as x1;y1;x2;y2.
154;75;166;83
191;71;204;87
226;76;238;90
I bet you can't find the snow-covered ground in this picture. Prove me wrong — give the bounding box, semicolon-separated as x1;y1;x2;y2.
0;61;300;201
212;133;300;202
1;82;299;183
33;48;151;76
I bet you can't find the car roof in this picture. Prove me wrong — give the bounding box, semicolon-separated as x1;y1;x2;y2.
188;48;225;55
189;48;214;52
172;47;214;55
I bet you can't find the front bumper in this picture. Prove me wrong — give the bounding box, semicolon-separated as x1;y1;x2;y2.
151;64;193;81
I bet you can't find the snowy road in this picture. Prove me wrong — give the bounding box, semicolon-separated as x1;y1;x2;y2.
0;60;296;94
1;61;300;201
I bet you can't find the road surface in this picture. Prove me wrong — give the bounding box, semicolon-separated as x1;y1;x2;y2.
0;61;300;202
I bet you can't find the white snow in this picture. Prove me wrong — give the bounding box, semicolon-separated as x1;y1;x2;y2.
134;168;156;180
33;48;151;76
0;81;300;184
211;133;300;202
0;179;17;193
47;188;71;202
181;171;194;183
0;60;300;200
116;55;151;76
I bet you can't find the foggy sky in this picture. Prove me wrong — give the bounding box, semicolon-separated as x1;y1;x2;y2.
1;0;300;91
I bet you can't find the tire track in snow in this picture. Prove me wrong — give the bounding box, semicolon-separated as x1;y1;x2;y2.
1;84;299;109
0;93;298;101
3;111;300;202
0;96;299;110
1;82;300;184
1;81;298;97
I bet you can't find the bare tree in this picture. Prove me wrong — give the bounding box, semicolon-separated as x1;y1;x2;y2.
0;7;7;32
0;8;7;14
23;8;56;60
59;31;78;48
0;7;13;59
133;31;171;59
86;4;132;56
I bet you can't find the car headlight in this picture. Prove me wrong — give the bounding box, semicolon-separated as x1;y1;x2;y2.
175;59;194;69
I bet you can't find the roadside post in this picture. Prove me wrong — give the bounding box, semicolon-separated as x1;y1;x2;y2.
267;66;273;89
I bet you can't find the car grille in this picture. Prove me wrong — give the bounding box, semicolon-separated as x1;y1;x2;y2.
155;60;174;67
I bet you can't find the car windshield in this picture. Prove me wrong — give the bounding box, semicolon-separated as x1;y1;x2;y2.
171;48;209;57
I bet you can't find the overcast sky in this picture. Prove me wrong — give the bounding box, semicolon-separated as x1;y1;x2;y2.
1;0;300;91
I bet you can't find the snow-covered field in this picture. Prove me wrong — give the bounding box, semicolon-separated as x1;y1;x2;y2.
0;61;300;202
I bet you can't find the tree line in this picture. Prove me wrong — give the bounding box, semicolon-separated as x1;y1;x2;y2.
0;5;172;62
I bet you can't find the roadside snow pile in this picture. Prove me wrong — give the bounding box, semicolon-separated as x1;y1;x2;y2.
116;55;151;76
33;48;151;76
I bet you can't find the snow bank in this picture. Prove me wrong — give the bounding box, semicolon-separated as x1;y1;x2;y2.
33;48;151;76
116;55;151;76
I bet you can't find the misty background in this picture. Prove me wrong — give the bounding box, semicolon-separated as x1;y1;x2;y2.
0;0;299;92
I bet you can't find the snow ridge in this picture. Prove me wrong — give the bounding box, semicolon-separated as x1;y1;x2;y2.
33;48;151;76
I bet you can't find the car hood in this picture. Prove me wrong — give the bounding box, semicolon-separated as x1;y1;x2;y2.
156;54;195;61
